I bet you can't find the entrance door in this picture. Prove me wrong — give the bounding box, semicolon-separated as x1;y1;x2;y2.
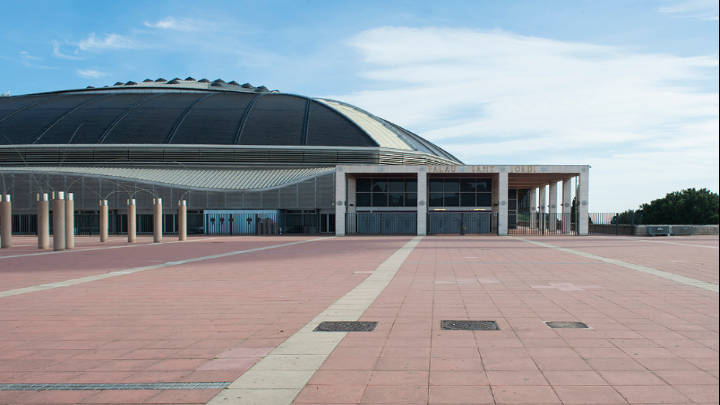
428;211;491;234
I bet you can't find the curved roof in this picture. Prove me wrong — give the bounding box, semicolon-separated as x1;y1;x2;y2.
5;166;334;191
0;81;460;163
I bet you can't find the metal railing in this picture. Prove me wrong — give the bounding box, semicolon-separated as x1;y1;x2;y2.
345;212;417;235
509;211;577;235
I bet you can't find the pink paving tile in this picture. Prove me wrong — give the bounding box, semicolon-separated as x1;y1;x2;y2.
294;384;367;404
430;357;485;371
533;356;593;371
587;357;648;371
672;384;719;403
653;369;719;385
429;385;494;404
552;385;628;404
543;370;607;386
368;370;429;385
309;370;372;385
599;370;666;385
16;390;100;404
430;371;489;386
195;357;257;371
491;385;562;404
360;385;428;404
486;370;548;385
613;385;690;403
145;389;221;404
375;357;431;371
80;389;159;403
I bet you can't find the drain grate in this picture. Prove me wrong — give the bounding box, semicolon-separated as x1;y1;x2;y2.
314;321;377;332
545;321;589;329
0;382;231;391
441;320;499;330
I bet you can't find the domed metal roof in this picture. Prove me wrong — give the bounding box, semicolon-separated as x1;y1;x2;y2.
0;82;460;163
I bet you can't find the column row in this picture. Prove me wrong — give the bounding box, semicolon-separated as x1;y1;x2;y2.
0;195;189;249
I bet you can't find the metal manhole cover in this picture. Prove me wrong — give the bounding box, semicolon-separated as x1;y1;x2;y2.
545;321;589;329
314;321;377;332
441;320;499;330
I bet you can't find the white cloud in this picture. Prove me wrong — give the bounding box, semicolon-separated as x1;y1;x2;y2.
76;69;108;78
658;0;719;20
16;50;54;69
77;33;140;51
333;27;719;211
143;17;199;31
51;40;83;60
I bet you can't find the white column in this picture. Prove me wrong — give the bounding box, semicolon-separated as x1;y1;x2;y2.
65;193;74;249
37;193;49;249
529;187;537;228
417;169;427;236
178;200;187;241
0;194;11;248
127;199;136;243
498;170;508;236
335;169;346;236
52;192;66;251
540;184;548;232
549;182;558;232
99;200;108;242
578;168;589;236
153;198;163;243
346;175;357;234
562;178;572;234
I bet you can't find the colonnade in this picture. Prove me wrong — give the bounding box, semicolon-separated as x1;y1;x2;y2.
0;194;189;250
524;172;588;235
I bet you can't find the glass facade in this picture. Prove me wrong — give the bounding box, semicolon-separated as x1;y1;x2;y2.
356;178;417;207
428;178;492;207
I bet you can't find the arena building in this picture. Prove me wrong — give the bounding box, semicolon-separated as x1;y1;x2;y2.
0;78;589;237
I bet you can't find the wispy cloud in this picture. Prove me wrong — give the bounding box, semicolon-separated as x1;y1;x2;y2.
76;69;108;78
77;33;141;51
143;17;199;31
658;0;719;20
51;40;83;60
17;50;55;69
335;27;719;210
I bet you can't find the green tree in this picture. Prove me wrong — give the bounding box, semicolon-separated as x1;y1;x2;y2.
639;188;718;224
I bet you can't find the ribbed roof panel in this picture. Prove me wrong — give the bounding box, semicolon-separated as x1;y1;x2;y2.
0;87;460;163
5;166;335;191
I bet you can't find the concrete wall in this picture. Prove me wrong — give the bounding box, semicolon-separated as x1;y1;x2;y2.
591;224;719;236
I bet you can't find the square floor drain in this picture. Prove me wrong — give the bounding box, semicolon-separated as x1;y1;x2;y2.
545;321;589;329
314;321;377;332
441;320;499;330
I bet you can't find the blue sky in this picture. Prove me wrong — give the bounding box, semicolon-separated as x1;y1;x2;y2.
1;0;718;211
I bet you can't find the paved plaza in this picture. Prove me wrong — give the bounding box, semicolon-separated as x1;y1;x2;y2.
0;235;717;404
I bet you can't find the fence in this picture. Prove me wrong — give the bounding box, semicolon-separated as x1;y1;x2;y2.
428;211;492;234
346;212;417;235
508;211;577;235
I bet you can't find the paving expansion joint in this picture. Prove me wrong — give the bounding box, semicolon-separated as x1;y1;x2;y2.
0;238;330;298
207;236;423;405
514;237;719;293
0;382;230;391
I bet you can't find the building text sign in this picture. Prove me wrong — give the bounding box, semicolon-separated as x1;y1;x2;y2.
428;165;538;174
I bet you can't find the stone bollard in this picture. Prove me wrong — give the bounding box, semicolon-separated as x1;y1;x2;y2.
99;200;108;242
52;192;66;251
0;194;11;248
37;193;49;249
127;199;136;243
178;200;187;241
153;198;162;243
65;193;74;249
